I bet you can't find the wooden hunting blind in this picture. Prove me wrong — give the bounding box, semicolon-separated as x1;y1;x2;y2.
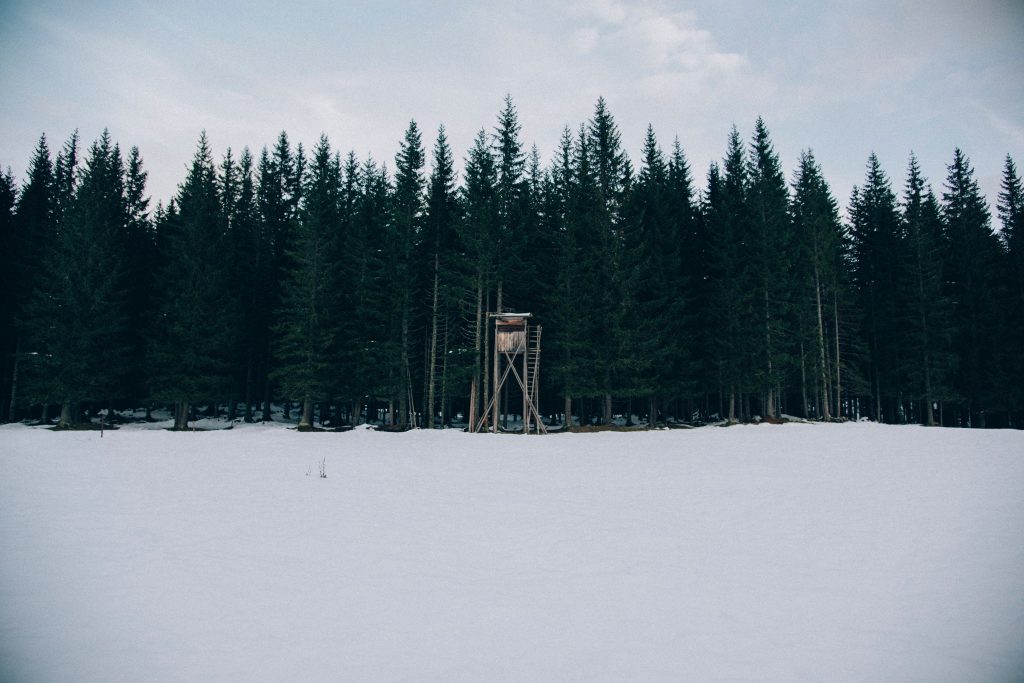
474;313;546;434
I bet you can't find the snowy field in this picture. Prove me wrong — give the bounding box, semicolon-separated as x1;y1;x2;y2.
1;421;1023;682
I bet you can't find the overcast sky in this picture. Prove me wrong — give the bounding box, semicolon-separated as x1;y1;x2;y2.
2;0;1022;215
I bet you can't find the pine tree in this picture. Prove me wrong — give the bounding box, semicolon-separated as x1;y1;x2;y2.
11;136;56;321
848;153;905;422
121;146;154;408
225;148;262;421
423;125;464;427
461;129;499;428
897;155;954;425
334;150;364;422
148;133;238;429
586;98;629;422
272;135;342;429
997;155;1024;423
942;148;1005;426
618;125;691;422
791;151;849;420
22;131;130;427
346;156;394;424
705;127;749;422
11;134;67;421
0;165;18;421
388;121;426;427
667;137;701;419
745;119;793;418
493;95;527;314
256;132;300;419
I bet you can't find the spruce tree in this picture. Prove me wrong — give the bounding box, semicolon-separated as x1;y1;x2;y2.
346;156;394;424
11;137;56;336
389;121;426;427
586;98;629;422
121;146;154;408
898;155;953;425
22;131;130;427
272;135;342;429
493;95;527;313
0;166;18;421
226;148;262;421
941;149;1005;426
848;154;904;422
460;129;499;428
148;133;238;429
423;126;464;427
997;155;1024;423
746;118;792;419
791;151;848;420
705;128;749;422
618;125;691;422
667;137;701;419
256;132;300;419
12;134;66;420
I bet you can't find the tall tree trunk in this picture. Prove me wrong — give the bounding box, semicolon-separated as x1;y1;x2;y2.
469;275;482;430
298;397;313;430
440;316;449;428
833;293;842;420
799;341;808;418
400;306;411;428
482;287;491;431
59;401;73;429
814;265;832;420
174;400;190;431
764;289;776;419
7;335;20;423
427;262;439;427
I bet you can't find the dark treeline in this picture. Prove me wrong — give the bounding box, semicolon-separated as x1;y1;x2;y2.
2;97;1022;430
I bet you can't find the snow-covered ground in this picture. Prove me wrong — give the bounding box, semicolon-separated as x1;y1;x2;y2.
1;421;1022;682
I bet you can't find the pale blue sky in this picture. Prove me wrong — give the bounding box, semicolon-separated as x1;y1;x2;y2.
2;0;1022;213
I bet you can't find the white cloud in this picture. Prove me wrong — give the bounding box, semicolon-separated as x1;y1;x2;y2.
570;0;746;75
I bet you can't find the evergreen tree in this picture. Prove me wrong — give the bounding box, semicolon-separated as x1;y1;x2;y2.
148;133;238;429
618;125;691;422
273;135;342;429
667;137;702;419
388;120;426;427
997;155;1024;423
746;118;792;419
22;131;130;426
0;165;18;421
848;153;904;422
255;132;300;419
791;151;849;420
121;146;154;408
460;129;499;428
333;150;363;421
11;133;68;420
422;125;465;427
586;98;629;422
704;127;749;422
225;148;262;421
493;95;528;313
346;156;394;424
898;155;954;425
11;137;56;333
941;149;1006;426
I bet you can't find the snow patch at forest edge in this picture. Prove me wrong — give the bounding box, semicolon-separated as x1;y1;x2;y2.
1;422;1022;682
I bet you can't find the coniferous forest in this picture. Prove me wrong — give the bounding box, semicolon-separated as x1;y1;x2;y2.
2;97;1022;430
